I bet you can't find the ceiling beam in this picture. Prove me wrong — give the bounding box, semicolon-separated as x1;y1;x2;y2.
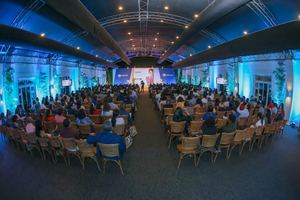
172;21;300;68
0;24;114;66
158;0;250;64
45;0;131;65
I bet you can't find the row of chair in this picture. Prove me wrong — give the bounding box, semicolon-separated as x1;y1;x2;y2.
0;126;125;175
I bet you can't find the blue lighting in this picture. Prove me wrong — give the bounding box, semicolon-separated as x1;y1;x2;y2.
290;60;300;123
238;62;251;98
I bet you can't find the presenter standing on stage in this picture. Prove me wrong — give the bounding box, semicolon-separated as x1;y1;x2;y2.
140;80;145;92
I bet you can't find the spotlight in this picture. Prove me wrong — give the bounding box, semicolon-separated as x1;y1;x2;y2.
160;20;164;23
132;44;135;47
157;32;160;35
96;54;98;57
298;14;300;20
164;5;169;10
176;36;179;39
153;44;156;47
118;6;123;11
123;19;127;23
243;31;248;35
155;38;158;41
40;33;45;37
76;46;80;50
184;25;189;29
208;45;211;49
189;54;192;57
133;47;136;50
128;32;131;35
130;38;133;41
194;14;199;18
171;41;174;44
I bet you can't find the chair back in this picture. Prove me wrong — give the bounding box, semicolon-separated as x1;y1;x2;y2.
234;129;246;142
38;137;49;147
56;123;64;131
170;121;185;134
113;124;125;135
75;140;95;157
25;133;38;144
219;132;235;145
216;119;227;129
217;111;225;119
244;127;255;140
89;115;101;124
67;115;76;122
190;121;203;134
194;113;204;121
78;124;92;135
201;134;220;148
50;136;62;148
60;137;78;151
97;143;120;158
166;114;174;126
164;108;174;116
264;124;276;134
182;136;200;150
93;124;103;133
44;121;57;133
238;117;249;129
254;126;264;136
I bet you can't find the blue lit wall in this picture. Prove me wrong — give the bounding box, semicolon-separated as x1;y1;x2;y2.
290;60;300;123
238;62;252;98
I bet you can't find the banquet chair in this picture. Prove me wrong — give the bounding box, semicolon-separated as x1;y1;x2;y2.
176;136;200;169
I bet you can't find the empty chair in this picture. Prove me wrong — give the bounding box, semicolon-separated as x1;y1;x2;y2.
229;129;246;157
215;132;235;161
49;136;67;165
24;133;43;158
97;143;124;175
189;121;203;136
75;140;101;172
263;124;277;143
60;137;81;166
242;127;255;151
197;134;220;164
38;137;54;161
250;126;265;150
168;121;185;148
176;136;200;169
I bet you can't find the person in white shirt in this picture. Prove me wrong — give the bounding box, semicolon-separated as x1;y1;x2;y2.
237;103;249;118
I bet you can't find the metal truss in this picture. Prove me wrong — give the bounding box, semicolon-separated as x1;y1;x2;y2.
247;0;278;27
138;0;149;55
11;0;45;28
61;31;89;45
200;29;227;45
99;11;192;28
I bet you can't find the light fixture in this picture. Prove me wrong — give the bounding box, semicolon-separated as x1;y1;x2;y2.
133;47;136;50
76;46;80;50
171;41;174;44
155;38;158;41
176;36;179;39
194;14;199;18
132;44;135;47
96;54;98;57
123;19;127;23
128;32;131;35
189;53;192;57
157;32;160;35
208;45;211;49
243;30;248;35
118;6;123;11
40;33;45;37
184;25;189;29
298;14;300;20
130;38;133;41
160;20;164;23
153;44;156;47
164;5;169;10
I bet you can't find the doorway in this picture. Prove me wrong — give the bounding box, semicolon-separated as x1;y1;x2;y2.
18;80;36;110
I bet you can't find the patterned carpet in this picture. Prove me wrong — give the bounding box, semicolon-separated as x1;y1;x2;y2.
0;93;300;200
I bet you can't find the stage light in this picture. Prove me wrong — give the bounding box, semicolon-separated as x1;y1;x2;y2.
160;20;164;22
208;45;211;49
123;19;127;23
194;14;199;18
95;54;98;57
157;32;159;35
153;44;156;47
171;41;174;44
176;36;179;39
76;46;80;50
130;38;133;41
164;5;169;10
132;44;135;47
133;47;136;50
155;38;157;41
243;31;248;35
118;6;123;11
40;33;45;37
184;25;189;29
298;14;300;20
128;32;131;35
189;53;192;57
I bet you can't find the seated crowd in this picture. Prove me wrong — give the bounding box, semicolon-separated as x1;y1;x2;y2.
0;84;139;174
149;83;286;169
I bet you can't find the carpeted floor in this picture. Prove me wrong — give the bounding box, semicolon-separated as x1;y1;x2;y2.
1;93;300;200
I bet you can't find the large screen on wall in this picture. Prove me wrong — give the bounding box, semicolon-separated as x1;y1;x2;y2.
114;68;176;85
62;79;72;87
216;78;227;85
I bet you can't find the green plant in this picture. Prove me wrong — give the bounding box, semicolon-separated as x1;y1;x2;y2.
201;67;209;87
273;62;286;104
226;65;235;94
4;66;16;111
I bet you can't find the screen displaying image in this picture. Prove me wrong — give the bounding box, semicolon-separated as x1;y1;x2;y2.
62;79;72;87
216;78;227;85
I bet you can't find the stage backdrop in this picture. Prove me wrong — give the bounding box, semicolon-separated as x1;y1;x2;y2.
113;68;176;85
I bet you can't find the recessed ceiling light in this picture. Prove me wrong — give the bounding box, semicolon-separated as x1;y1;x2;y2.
132;44;135;47
298;14;300;20
128;32;131;35
164;50;167;52
184;25;189;29
76;46;80;50
208;45;211;49
155;38;158;41
130;38;133;41
194;14;199;18
96;54;98;57
189;53;192;57
118;6;123;11
133;47;136;50
157;32;160;35
176;36;179;39
164;5;169;10
243;31;248;35
123;19;127;23
171;41;174;44
153;44;156;47
160;20;164;23
40;33;45;37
